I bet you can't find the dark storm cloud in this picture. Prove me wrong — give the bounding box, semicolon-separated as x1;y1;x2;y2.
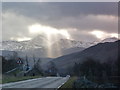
3;2;117;16
3;2;118;31
2;2;118;41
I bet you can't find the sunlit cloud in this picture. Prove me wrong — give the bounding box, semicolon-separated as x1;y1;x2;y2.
28;24;71;39
110;33;119;38
10;37;32;41
90;30;119;40
90;30;105;39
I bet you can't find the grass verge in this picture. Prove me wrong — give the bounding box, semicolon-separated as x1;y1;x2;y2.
2;75;42;84
60;76;77;89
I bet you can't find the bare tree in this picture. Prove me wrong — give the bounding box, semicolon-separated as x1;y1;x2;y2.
25;55;29;71
48;61;58;76
33;54;36;68
35;58;42;71
33;58;43;75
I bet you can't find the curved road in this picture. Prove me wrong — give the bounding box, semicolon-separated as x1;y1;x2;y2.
1;76;69;89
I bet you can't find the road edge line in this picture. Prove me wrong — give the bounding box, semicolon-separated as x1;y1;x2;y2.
57;77;70;89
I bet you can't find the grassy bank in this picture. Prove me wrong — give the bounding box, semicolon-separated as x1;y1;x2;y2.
60;77;77;89
2;75;42;84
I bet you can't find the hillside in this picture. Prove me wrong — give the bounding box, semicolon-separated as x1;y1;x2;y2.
51;40;119;75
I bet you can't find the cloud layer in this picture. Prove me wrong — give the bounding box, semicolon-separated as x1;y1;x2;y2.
2;2;118;41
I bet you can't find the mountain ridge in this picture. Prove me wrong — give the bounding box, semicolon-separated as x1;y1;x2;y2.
1;36;118;58
51;40;119;74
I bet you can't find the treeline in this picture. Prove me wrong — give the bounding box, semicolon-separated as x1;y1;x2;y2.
2;52;42;75
72;57;119;83
2;51;20;73
2;56;18;73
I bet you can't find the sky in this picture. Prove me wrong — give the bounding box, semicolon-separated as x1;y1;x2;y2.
2;2;119;42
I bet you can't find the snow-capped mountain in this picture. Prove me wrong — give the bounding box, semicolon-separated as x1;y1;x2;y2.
28;35;49;48
101;37;119;43
1;36;119;69
0;35;98;51
0;35;49;51
1;35;118;58
53;39;98;49
0;40;29;51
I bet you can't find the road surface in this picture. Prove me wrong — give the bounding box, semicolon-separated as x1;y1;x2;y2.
1;76;69;89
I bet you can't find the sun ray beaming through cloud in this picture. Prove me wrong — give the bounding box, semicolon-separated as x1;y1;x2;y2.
28;23;71;57
28;24;71;39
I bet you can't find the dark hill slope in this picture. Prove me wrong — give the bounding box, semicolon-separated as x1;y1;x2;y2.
52;40;119;74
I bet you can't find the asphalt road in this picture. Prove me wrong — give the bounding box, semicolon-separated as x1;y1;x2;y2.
1;76;69;89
